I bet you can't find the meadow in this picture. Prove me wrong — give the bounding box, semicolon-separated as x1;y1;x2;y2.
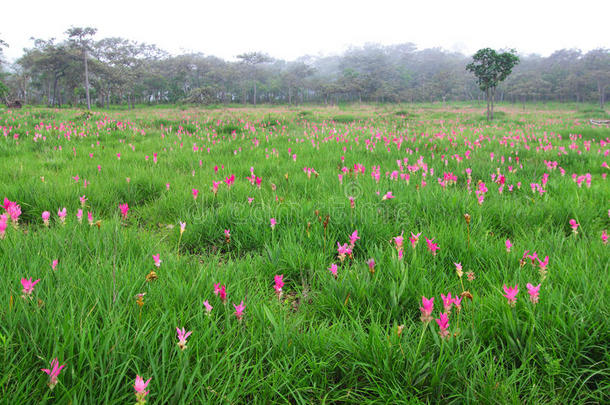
0;102;608;404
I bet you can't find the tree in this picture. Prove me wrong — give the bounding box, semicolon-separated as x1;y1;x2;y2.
583;48;609;109
236;52;272;105
66;27;97;110
466;48;519;120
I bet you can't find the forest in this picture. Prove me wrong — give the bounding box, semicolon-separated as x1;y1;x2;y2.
0;28;608;108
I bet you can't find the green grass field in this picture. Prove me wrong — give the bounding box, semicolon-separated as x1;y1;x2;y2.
1;103;608;404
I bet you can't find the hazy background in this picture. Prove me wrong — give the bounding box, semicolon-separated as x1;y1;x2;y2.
2;0;608;61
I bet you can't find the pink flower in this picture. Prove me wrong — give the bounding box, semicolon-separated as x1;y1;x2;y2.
441;292;453;313
381;191;395;200
274;274;284;297
409;232;421;248
270;218;276;230
152;254;162;268
349;230;360;247
224;229;231;239
503;284;519;306
166;183;170;191
247;197;254;204
367;258;375;273
57;208;67;224
336;242;352;262
176;327;192;350
21;277;40;296
179;221;186;234
425;237;440;256
41;358;66;390
505;239;512;252
76;209;83;223
192;188;199;200
51;259;58;271
419;296;434;323
538;256;549;272
42;211;51;226
393;233;404;251
79;195;87;207
87;211;94;225
602;230;608;245
526;283;540;305
569;219;579;233
0;215;6;239
233;300;246;321
212;181;222;195
214;283;227;302
119;203;129;220
453;296;462;311
134;375;151;401
454;262;463;278
328;263;338;277
203;300;213;315
435;312;450;339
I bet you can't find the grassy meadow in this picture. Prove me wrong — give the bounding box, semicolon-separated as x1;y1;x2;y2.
0;102;609;404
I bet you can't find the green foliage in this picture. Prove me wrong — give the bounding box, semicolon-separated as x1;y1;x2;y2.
0;104;608;403
466;48;520;93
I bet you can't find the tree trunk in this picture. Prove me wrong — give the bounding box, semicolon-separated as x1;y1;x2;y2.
486;88;490;121
84;49;91;110
254;82;257;106
288;87;292;105
491;88;495;120
52;76;59;107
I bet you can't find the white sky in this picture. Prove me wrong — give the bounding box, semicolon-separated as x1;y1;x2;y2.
2;0;608;62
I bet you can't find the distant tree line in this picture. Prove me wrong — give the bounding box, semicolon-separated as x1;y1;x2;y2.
0;28;608;108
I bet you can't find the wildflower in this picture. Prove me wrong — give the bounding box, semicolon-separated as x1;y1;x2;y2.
176;327;192;350
348;196;355;209
425;237;440;256
453;296;462;312
213;283;227;303
602;230;608;245
505;239;512;252
51;260;58;271
336;243;351;262
466;271;475;281
224;229;231;243
393;233;404;251
179;221;186;235
57;208;67;224
212;181;221;195
21;277;40;297
419;296;434;323
234;301;246;321
274;274;284;298
381;191;394;200
134;375;151;404
165;183;170;191
569;219;579;234
119;203;129;220
328;263;338;277
526;283;540;305
367;258;375;274
152;254;162;268
87;211;94;225
135;293;146;307
247;197;254;204
503;284;519;306
454;262;463;278
192;188;199;200
441;292;453;313
203;300;213;315
436;313;450;339
41;358;66;390
0;215;6;239
42;211;51;226
349;230;360;247
79;195;87;207
270;218;276;230
537;256;549;279
409;232;421;248
76;209;83;223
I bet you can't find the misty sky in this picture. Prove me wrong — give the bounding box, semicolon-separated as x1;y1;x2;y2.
2;0;608;62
